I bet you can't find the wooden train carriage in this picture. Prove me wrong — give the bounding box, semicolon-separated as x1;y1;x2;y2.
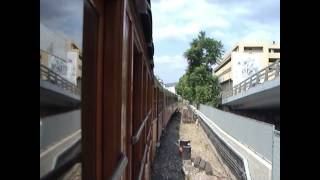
152;80;178;150
163;89;178;129
81;0;177;180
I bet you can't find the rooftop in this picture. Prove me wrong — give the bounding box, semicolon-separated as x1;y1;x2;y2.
165;82;178;87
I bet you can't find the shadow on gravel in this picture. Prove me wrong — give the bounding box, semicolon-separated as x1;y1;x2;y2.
151;111;185;180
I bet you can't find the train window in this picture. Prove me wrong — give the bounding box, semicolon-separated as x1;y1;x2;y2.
40;0;83;179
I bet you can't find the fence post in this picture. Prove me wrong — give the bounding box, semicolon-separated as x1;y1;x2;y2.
264;68;269;82
48;70;52;83
256;72;260;84
275;61;280;77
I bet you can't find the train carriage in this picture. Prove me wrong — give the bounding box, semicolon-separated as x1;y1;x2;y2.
73;0;178;179
40;0;178;179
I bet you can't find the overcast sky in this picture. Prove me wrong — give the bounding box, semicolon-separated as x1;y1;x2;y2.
40;0;280;84
40;0;83;48
152;0;280;84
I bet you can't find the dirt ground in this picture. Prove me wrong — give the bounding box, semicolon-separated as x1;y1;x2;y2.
151;110;236;180
59;163;81;180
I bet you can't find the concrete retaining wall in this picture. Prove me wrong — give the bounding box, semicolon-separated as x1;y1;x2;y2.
40;109;81;150
272;131;280;180
199;104;274;162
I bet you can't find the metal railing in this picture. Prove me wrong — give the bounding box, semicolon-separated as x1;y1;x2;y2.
40;64;80;95
222;59;280;99
137;145;149;180
110;153;128;180
132;110;151;145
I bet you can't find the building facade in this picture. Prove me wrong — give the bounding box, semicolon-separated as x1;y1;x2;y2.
40;23;82;87
213;41;280;92
164;82;177;94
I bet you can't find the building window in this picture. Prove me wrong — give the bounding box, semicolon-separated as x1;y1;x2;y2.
273;48;280;53
269;58;278;65
233;46;239;52
244;47;263;53
269;48;280;53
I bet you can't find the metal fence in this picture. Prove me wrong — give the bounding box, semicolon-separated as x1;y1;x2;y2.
199;104;274;162
40;64;80;95
272;130;280;180
222;60;280;99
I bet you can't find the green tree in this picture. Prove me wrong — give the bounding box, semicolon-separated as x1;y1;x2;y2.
184;31;223;72
176;73;195;102
176;31;223;107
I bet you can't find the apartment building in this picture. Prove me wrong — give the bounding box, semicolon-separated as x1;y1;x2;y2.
40;23;82;86
213;41;280;92
164;82;177;94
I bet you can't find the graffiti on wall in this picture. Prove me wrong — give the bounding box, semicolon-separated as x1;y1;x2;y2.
231;52;262;86
239;56;259;77
48;51;77;85
48;56;68;77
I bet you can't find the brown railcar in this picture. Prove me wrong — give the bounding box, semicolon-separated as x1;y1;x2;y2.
81;0;178;180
